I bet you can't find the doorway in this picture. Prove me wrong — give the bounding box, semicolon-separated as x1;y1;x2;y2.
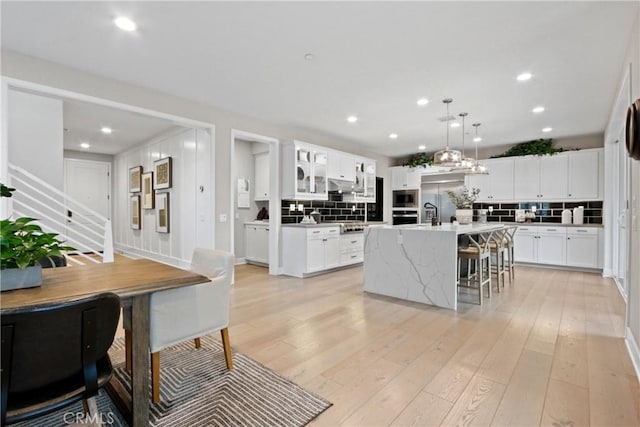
230;130;280;275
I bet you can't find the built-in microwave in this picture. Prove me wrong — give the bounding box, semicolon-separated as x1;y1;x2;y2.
392;189;419;209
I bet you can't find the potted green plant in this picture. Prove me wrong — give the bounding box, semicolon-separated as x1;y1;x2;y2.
0;184;74;291
446;186;480;225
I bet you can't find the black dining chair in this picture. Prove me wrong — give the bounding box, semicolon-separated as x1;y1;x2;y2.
1;292;120;426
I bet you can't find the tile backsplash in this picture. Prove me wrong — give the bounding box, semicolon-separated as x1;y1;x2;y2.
282;193;365;224
473;201;602;224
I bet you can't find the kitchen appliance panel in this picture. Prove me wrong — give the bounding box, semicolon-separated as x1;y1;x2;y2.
392;189;419;209
392;210;419;225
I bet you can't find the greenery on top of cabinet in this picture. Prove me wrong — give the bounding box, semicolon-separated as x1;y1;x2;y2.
491;138;564;158
403;152;434;168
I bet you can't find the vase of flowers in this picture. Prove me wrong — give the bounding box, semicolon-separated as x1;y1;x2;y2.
446;186;480;225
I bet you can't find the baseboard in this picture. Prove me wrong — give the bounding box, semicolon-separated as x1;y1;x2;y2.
514;262;602;273
603;268;613;277
614;277;628;303
114;244;190;269
625;327;640;384
235;257;247;265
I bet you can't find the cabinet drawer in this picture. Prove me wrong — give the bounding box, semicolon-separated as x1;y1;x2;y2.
340;251;363;265
307;227;340;238
537;227;566;235
340;234;364;251
567;227;598;236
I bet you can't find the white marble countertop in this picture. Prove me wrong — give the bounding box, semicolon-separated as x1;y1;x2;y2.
367;222;506;235
244;220;270;225
281;223;340;228
501;221;603;228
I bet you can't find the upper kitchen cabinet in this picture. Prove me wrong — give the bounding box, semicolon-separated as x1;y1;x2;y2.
346;158;376;202
513;149;602;201
391;166;421;190
327;150;356;182
254;151;269;201
282;141;328;200
465;158;514;201
567;149;600;200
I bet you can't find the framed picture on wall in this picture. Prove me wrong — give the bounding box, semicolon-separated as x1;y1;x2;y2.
129;166;142;193
142;171;154;209
131;195;141;230
154;157;172;190
156;192;170;233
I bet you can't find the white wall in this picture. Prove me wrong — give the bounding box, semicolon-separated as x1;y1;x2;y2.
234;140;259;258
64;149;114;164
113;127;213;266
1;51;393;253
8;89;63;189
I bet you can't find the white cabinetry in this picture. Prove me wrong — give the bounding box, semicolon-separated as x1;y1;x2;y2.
245;223;269;264
327;151;356;181
514;225;601;269
514;226;566;265
566;227;599;268
282;141;328;200
340;233;364;265
346;158;376;202
568;150;600;199
282;226;340;277
465;158;514;201
391;166;421;190
512;149;601;201
254;152;269;201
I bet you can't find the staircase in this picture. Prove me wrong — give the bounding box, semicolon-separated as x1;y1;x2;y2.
6;163;114;265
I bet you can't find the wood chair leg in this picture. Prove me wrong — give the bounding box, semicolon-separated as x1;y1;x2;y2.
151;352;160;404
125;329;132;372
220;328;233;370
194;338;201;349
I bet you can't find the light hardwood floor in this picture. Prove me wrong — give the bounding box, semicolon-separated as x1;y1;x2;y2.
228;263;639;426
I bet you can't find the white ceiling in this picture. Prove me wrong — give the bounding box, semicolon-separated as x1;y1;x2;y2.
62;99;179;155
2;1;637;157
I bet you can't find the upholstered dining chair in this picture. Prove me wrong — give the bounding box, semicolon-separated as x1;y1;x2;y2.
1;293;120;426
123;248;235;403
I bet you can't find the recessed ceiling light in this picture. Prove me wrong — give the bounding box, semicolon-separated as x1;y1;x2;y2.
389;133;398;139
473;136;482;142
416;98;429;107
347;115;358;123
101;127;112;134
80;142;91;149
542;127;552;133
532;106;545;113
450;122;460;128
517;72;533;81
304;53;315;61
114;16;137;32
418;145;426;150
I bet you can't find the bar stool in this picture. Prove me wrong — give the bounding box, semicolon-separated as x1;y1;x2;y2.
488;228;508;291
503;226;518;284
457;231;493;305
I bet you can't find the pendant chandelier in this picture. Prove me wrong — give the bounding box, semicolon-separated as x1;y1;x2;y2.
468;123;489;174
433;98;462;167
452;112;475;171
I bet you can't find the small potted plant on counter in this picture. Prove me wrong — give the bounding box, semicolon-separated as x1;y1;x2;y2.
1;183;74;291
446;186;480;225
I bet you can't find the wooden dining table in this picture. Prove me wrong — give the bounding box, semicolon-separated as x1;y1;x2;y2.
0;256;209;426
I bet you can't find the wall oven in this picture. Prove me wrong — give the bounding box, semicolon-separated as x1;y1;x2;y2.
392;210;419;225
392;189;419;209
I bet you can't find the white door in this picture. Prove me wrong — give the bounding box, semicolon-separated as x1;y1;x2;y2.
306;237;325;272
566;233;598;268
64;159;111;222
514;232;537;263
64;159;111;252
324;236;341;269
616;128;630;297
568;150;599;199
537;232;567;265
488;158;515;201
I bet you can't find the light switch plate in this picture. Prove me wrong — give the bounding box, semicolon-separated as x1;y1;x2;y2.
219;214;227;222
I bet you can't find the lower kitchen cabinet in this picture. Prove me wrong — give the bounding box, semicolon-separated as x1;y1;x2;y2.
245;223;269;265
566;228;599;268
340;233;364;265
282;226;341;277
514;225;601;269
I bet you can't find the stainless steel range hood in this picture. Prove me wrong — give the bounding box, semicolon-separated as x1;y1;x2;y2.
328;177;361;193
420;172;465;185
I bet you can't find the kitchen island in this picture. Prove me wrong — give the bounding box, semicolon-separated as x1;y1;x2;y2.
363;223;506;310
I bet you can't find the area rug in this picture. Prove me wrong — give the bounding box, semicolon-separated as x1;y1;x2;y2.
13;336;332;426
